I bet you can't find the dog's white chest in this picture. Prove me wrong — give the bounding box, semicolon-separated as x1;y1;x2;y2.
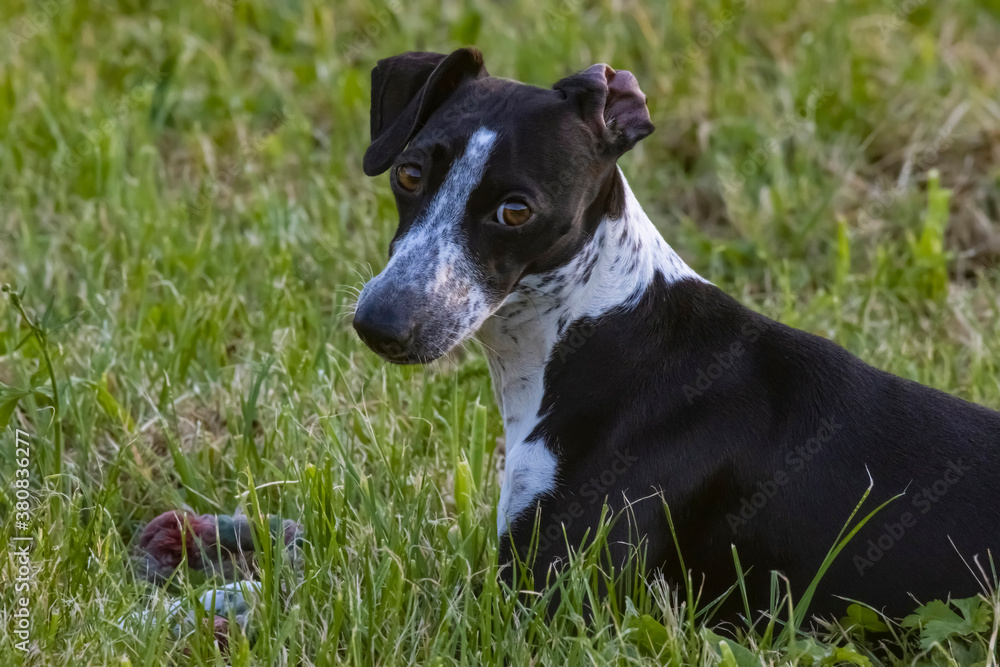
482;311;560;537
478;172;704;538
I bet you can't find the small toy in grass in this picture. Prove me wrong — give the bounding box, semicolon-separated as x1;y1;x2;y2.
134;510;303;584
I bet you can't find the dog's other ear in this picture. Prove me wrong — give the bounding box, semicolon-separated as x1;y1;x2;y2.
364;48;487;176
368;51;447;145
554;63;654;156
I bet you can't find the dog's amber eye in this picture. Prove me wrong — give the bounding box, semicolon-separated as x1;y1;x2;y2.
395;164;421;192
497;201;532;226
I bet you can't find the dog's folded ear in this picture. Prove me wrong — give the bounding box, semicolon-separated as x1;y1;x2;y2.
554;64;655;157
364;48;487;176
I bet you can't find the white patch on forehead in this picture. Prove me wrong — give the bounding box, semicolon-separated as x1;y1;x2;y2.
356;127;499;356
390;126;498;263
480;170;707;537
419;127;497;231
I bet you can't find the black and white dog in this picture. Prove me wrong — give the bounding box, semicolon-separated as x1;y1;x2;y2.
353;48;1000;617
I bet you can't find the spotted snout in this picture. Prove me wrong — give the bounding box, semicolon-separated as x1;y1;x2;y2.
353;231;497;364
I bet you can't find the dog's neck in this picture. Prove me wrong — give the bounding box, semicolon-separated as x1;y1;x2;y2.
477;171;704;444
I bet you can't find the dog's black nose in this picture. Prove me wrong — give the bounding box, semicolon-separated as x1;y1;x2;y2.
353;303;416;357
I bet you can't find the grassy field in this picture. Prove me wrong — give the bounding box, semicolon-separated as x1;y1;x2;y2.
2;0;1000;664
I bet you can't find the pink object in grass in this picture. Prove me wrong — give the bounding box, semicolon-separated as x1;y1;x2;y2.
134;510;303;583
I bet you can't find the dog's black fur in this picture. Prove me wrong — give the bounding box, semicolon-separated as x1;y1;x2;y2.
503;273;1000;617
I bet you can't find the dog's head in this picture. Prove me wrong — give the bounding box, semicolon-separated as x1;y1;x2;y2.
353;48;654;363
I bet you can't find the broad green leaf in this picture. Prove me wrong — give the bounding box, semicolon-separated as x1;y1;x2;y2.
948;640;988;667
787;638;828;662
0;382;30;429
29;364;50;388
952;596;991;634
0;395;24;430
901;598;990;649
704;629;764;667
828;646;871;666
625;614;671;658
840;603;890;633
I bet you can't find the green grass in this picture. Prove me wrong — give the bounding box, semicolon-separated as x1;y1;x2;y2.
2;0;1000;664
